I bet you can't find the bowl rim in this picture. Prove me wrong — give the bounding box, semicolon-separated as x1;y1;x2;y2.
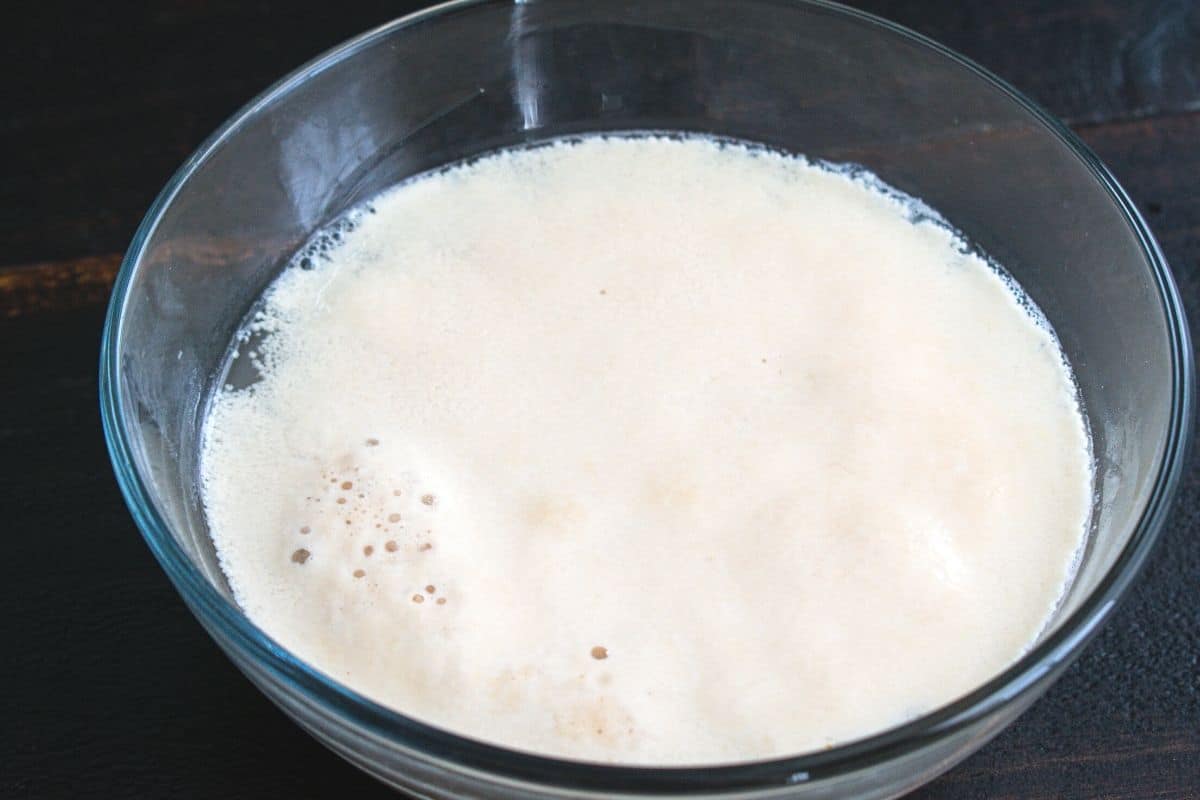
100;0;1194;793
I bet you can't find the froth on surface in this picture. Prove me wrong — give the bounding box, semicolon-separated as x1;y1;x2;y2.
201;135;1092;765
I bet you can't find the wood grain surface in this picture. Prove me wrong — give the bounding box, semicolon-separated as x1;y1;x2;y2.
2;2;1197;798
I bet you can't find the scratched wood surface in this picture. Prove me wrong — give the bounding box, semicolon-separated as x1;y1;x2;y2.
2;2;1198;798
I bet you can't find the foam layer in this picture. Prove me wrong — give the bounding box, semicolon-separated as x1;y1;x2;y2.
201;135;1092;764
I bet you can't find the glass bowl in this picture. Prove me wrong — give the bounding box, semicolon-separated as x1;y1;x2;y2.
100;1;1193;797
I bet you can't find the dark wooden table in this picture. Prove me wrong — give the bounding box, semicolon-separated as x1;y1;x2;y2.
3;2;1198;797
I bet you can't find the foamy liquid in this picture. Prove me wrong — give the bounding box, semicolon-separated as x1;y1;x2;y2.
201;135;1092;764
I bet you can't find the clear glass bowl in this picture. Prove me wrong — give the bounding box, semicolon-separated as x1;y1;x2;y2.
100;1;1193;797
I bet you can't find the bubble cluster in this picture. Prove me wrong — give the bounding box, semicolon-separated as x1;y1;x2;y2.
281;443;450;607
291;211;367;271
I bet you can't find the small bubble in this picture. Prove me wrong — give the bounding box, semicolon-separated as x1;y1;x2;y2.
291;549;311;564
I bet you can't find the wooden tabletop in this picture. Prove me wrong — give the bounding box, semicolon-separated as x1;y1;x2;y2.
3;2;1198;797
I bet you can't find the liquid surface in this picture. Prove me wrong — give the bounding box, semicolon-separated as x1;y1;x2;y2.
201;136;1091;764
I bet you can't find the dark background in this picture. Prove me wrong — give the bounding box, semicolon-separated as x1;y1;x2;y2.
3;1;1198;797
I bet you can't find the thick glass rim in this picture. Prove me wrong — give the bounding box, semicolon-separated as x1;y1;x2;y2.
100;0;1194;793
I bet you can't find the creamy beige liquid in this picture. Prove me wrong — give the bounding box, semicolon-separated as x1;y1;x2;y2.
201;136;1091;764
